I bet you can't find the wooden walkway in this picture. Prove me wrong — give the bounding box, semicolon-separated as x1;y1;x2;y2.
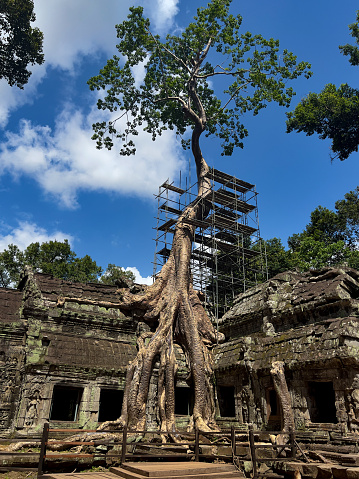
41;473;116;479
41;461;244;479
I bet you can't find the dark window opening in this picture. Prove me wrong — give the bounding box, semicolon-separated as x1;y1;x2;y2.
175;387;193;415
268;389;279;417
98;389;124;422
218;386;236;417
267;388;280;419
50;386;83;421
308;381;337;423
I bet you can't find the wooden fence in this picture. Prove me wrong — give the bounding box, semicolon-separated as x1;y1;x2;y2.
34;423;304;477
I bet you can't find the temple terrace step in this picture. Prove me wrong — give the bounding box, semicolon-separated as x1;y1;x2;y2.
110;461;244;478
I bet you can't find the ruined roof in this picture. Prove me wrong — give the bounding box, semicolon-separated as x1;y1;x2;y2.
24;271;124;304
0;288;23;324
214;267;359;372
214;316;359;372
43;332;137;370
220;267;359;339
18;269;141;331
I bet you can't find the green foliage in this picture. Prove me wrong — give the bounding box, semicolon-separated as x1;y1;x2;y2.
0;0;44;88
260;187;359;278
0;244;24;288
288;237;358;271
335;186;359;244
339;11;359;66
287;205;346;249
286;11;359;161
99;263;135;286
260;237;292;278
286;84;359;161
0;240;102;287
88;0;310;156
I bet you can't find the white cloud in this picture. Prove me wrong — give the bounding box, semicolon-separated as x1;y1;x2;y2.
34;0;179;71
125;266;153;285
0;221;73;251
0;105;185;208
0;0;180;124
33;0;129;71
0;0;127;125
0;64;45;127
0;1;184;198
149;0;180;31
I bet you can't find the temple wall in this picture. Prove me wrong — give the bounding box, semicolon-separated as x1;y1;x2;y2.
2;267;359;436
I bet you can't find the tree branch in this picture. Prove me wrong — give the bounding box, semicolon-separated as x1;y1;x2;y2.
209;80;251;122
144;27;169;97
145;26;193;76
196;69;249;79
153;95;201;124
198;37;212;66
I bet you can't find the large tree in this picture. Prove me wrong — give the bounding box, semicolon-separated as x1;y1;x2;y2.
0;0;44;88
255;187;359;276
0;240;102;287
286;11;359;161
89;0;310;434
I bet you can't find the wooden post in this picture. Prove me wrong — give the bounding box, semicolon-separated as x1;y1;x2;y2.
289;427;296;459
231;425;236;458
120;424;128;465
37;422;49;478
248;424;258;479
195;427;199;462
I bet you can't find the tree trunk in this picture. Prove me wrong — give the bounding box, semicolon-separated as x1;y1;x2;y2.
270;361;295;441
98;124;224;436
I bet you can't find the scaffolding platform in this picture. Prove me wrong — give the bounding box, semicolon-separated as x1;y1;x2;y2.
153;168;267;318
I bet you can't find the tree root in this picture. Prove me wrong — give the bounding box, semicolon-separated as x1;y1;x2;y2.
270;361;295;445
98;232;224;436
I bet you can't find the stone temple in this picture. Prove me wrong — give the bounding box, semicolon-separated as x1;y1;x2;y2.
1;264;359;438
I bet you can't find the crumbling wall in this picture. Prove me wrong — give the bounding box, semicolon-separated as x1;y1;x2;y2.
3;266;359;436
0;289;25;434
214;268;359;432
0;270;141;436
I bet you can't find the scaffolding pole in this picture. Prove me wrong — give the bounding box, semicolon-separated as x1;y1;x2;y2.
152;168;267;319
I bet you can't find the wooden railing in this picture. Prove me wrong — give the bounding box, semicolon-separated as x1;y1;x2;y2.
248;425;300;478
32;424;304;477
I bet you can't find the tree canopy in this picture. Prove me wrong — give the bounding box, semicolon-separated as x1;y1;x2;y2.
0;0;44;88
88;1;311;157
286;11;359;161
0;240;102;287
88;0;312;434
99;263;135;287
262;186;359;276
0;240;135;288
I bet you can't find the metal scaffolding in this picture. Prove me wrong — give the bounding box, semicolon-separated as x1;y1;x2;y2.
153;168;268;318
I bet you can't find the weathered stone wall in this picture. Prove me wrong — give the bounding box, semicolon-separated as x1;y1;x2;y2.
0;269;140;436
0;289;25;434
214;268;359;432
219;268;359;339
2;266;359;436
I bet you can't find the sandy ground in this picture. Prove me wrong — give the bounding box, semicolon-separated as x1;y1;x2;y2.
0;472;37;479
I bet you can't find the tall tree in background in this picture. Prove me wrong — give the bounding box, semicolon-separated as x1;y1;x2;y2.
89;0;310;434
100;263;135;287
261;187;359;275
286;11;359;161
0;240;102;287
0;0;44;88
287;187;359;270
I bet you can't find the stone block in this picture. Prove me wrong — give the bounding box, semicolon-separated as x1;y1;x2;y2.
346;468;359;479
332;466;349;479
317;465;334;479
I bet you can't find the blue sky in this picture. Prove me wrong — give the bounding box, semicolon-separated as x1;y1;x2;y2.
0;0;358;283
